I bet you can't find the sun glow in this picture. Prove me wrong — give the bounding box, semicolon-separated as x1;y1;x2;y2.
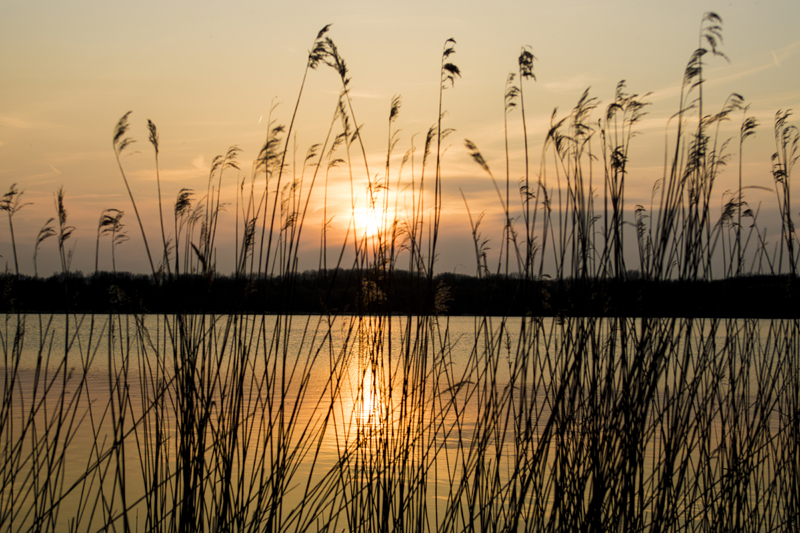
354;206;382;239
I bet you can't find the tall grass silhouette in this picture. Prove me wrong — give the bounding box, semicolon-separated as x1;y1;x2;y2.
1;12;799;532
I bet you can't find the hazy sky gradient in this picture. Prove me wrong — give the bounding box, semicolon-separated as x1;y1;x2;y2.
2;0;799;276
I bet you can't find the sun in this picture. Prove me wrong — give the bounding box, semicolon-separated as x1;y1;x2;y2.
354;206;381;238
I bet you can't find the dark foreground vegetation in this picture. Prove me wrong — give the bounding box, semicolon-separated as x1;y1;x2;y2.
2;14;799;533
2;270;798;317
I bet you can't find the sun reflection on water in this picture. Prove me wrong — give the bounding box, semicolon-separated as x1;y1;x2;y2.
358;366;379;425
351;318;386;433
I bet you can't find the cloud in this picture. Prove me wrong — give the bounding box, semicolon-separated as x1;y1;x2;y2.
349;90;389;100
771;40;800;68
22;164;63;184
65;193;124;200
192;154;208;172
0;116;33;129
0;114;66;133
543;74;596;93
128;164;207;185
646;40;800;106
48;150;108;167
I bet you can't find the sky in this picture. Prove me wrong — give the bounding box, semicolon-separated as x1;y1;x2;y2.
2;0;799;277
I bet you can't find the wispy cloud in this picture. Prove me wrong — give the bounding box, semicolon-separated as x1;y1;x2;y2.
317;88;391;100
127;156;208;185
349;90;389;100
64;193;124;201
0;116;34;129
22;164;63;184
771;40;800;67
543;74;596;93
646;40;800;106
48;150;108;166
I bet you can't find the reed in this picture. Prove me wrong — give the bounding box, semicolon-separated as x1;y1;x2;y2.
1;13;798;532
0;184;29;277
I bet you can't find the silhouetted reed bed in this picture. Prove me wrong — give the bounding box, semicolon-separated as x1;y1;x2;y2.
1;14;799;532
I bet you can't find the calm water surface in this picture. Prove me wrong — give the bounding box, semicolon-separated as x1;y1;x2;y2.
0;313;794;532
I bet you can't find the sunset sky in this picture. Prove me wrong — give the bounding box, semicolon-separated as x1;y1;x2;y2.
2;0;799;276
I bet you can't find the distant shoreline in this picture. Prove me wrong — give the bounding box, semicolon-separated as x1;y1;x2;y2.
2;271;796;318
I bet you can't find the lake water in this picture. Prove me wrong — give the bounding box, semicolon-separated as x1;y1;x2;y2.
1;313;796;532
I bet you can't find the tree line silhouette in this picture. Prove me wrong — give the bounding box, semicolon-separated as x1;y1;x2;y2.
1;270;796;318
